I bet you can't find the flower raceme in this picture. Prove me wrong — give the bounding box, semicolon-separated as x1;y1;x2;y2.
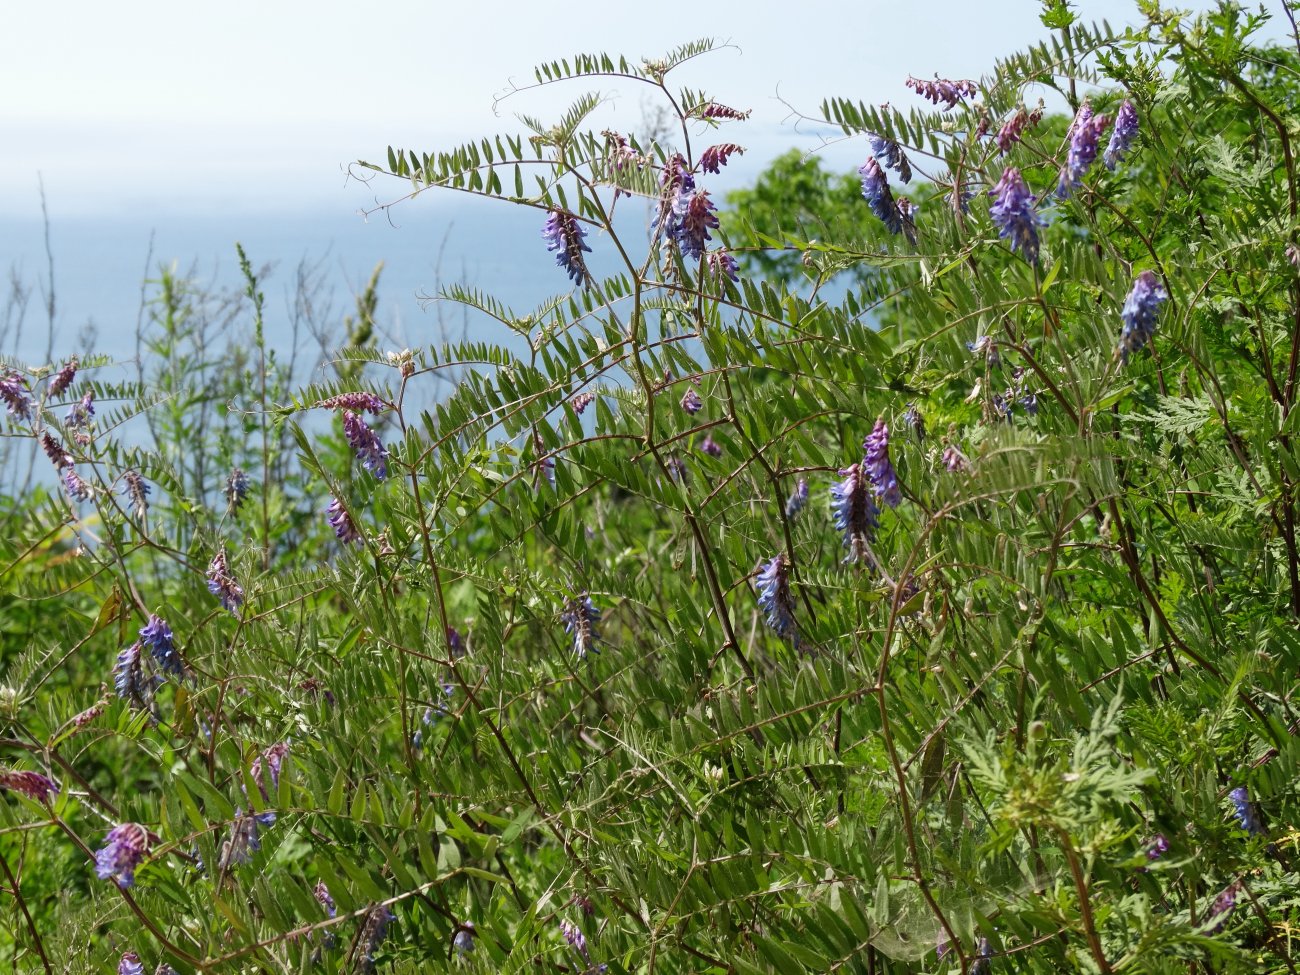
905;75;976;110
858;157;902;235
1057;102;1110;198
95;822;150;888
988;167;1045;264
327;497;362;544
756;554;796;640
0;769;59;801
863;419;902;508
562;594;601;659
1105;99;1139;170
206;549;245;612
830;463;879;564
1118;270;1168;363
542;209;593;287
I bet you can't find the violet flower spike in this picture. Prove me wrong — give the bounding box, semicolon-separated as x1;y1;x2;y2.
571;391;597;415
868;133;911;182
755;554;796;640
903;402;926;443
698;101;751;120
219;809;266;868
0;769;59;802
1117;270;1168;363
318;391;385;413
453;923;476;956
95;822;150;888
49;358;78;397
698;435;723;458
863;420;902;508
1146;833;1170;861
1104;100;1139;170
314;880;337;917
342;410;388;479
830;463;880;563
700;143;744;175
680;388;704;415
327;497;361;544
65;389;94;428
41;432;72;470
119;953;145;975
1057;102;1110;198
784;477;809;519
225;468;249;515
561;919;590;963
122;469;151;518
0;371;32;420
113;642;152;707
542;209;593;287
562;594;601;659
63;468;92;502
942;444;970;473
672;189;720;260
905;76;976;110
251;741;290;804
858;157;902;234
140;615;183;679
1229;786;1266;836
988;167;1045;264
206;548;245;612
360;904;395;974
707;248;739;283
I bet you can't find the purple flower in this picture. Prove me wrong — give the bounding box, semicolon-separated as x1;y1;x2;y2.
1146;833;1170;861
206;549;245;612
707;248;739;283
314;880;337;917
665;455;688;482
680;388;704;414
318;391;385;413
868;133;911;182
755;554;796;640
118;952;144;975
905;76;976;110
534;432;556;486
784;477;809;519
1229;786;1266;836
0;371;32;420
562;594;601;659
447;625;466;658
65;390;94;428
700;143;744;174
1207;881;1241;932
988;168;1045;264
1057;102;1110;198
830;463;880;563
251;741;290;803
698;102;751;121
1104;100;1138;170
1117;270;1168;363
113;642;152;708
225;468;249;515
95;822;150;888
41;432;72;470
863;420;902;508
0;769;59;802
971;937;993;975
996;107;1038;154
140;615;183;679
453;923;476;956
342;410;388;479
942;444;969;472
561;919;590;962
63;468;92;502
542;209;593;287
698;435;723;458
571;391;597;415
361;904;395;974
219;809;266;868
49;358;78;397
672;189;720;260
122;469;151;518
903;402;926;442
327;497;361;544
858;157;902;234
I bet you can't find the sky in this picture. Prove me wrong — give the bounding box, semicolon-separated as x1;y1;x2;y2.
2;0;1281;220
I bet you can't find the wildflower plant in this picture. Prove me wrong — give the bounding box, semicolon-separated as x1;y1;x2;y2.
0;5;1299;974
